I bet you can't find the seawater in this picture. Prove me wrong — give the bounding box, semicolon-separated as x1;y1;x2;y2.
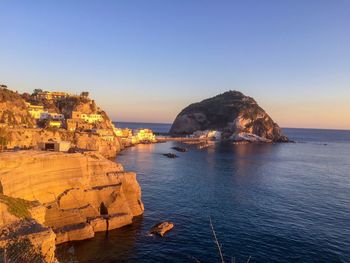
57;125;350;263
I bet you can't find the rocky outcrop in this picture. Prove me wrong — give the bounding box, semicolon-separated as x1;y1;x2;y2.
150;221;174;237
0;150;144;261
5;128;73;149
170;91;288;142
0;219;56;263
3;128;121;158
54;223;94;245
73;131;121;158
0;87;36;128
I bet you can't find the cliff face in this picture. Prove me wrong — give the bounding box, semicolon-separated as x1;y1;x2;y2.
4;128;121;158
0;151;144;261
170;91;288;142
0;88;36;128
0;87;121;157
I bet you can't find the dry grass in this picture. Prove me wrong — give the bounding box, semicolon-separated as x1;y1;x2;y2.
209;216;252;263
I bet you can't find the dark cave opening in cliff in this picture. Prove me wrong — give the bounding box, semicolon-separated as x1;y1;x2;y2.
99;202;109;216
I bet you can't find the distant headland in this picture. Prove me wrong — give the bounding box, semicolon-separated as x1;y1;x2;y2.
170;90;289;143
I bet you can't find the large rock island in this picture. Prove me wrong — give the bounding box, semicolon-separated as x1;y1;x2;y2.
170;91;289;142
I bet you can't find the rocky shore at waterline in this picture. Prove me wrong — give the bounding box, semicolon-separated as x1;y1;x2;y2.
0;150;144;262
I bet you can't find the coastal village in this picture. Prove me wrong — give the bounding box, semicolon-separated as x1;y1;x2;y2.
0;85;291;262
0;85;156;155
1;1;344;261
0;84;158;262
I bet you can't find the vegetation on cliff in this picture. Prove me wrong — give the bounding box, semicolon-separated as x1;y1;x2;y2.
0;88;36;127
0;194;34;219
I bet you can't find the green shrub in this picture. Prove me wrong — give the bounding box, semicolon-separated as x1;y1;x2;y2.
0;194;33;219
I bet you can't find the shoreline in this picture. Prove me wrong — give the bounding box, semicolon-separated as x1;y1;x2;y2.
0;150;144;261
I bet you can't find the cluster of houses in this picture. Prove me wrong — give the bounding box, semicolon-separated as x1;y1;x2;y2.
26;102;104;130
26;90;103;130
113;127;156;145
26;103;65;128
24;90;157;151
0;86;158;152
133;128;157;143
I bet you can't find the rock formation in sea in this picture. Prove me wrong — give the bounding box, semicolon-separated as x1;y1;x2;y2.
170;91;289;142
0;150;144;262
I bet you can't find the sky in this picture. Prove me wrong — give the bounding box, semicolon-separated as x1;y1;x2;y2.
0;0;349;129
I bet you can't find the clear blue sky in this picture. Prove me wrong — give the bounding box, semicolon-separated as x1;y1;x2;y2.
1;0;349;129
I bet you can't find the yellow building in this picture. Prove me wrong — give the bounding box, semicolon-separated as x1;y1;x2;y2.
81;113;103;123
72;111;103;123
48;120;62;128
131;136;139;144
134;129;156;143
113;127;132;138
66;119;77;132
34;91;69;100
26;103;46;119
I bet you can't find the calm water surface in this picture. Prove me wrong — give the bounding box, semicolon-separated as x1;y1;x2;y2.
57;126;350;262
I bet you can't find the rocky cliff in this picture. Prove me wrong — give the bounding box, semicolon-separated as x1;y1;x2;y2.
0;87;121;157
0;87;36;128
0;151;144;262
5;128;120;158
170;91;288;142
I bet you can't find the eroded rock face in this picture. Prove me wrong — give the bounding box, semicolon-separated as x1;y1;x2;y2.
0;150;144;260
170;91;289;142
4;128;121;158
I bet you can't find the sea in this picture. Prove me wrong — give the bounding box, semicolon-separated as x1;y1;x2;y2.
57;122;350;263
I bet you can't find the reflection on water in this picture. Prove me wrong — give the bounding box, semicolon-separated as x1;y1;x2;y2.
56;217;144;262
57;128;350;262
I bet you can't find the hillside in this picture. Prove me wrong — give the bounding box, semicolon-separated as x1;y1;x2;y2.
170;91;289;142
0;87;36;127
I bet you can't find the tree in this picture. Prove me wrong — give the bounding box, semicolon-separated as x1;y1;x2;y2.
80;92;89;97
33;89;43;94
